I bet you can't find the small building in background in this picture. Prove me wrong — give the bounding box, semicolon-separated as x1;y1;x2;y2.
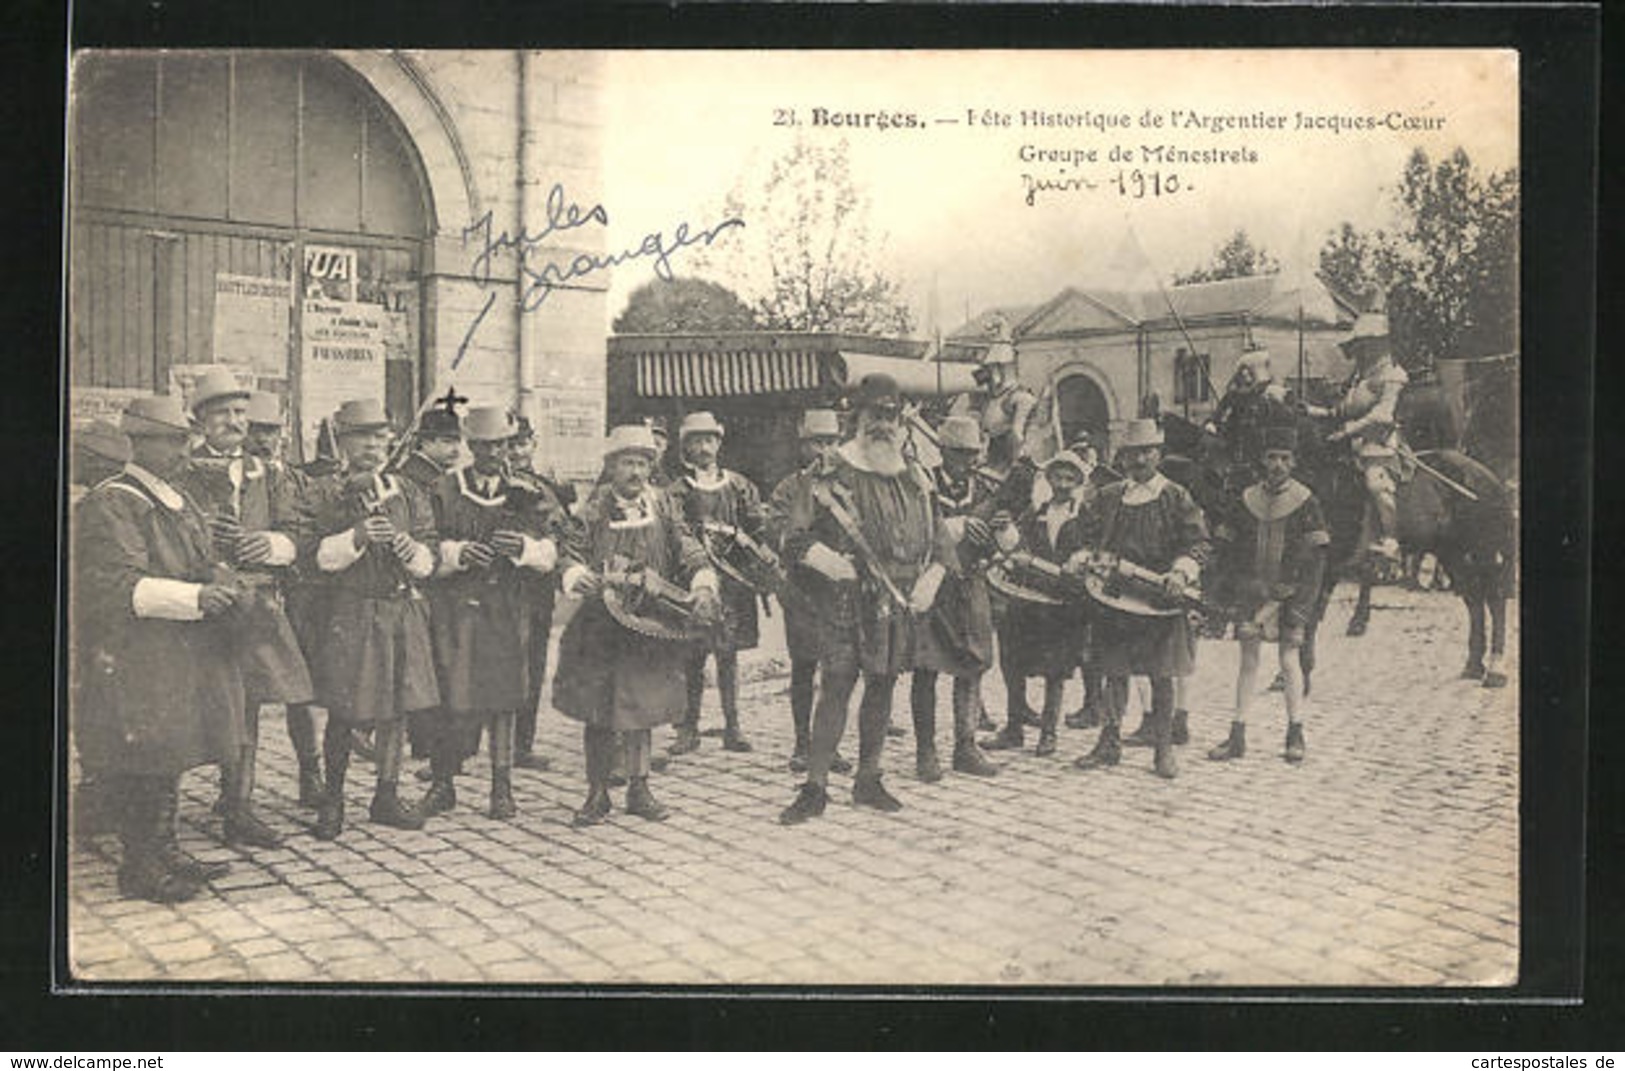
606;331;976;489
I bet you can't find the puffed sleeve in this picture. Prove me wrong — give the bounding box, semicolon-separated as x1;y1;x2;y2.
1166;483;1211;582
1283;493;1330;624
76;488;203;627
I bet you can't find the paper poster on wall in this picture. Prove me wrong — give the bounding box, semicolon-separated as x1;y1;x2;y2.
212;274;291;375
299;298;387;457
302;245;358;302
69;386;150;428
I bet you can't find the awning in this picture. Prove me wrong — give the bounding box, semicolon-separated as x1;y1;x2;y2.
636;349;823;398
834;352;978;397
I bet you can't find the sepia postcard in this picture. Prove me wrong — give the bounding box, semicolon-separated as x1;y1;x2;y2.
62;46;1526;992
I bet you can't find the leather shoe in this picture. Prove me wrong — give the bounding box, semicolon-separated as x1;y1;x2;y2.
952;742;999;777
1208;723;1246;761
1035;730;1058;757
223;808;284;849
1153;743;1180;780
312;798;345;841
779;782;828;825
1284;722;1306;764
722;729;753;753
1121;720;1156;748
489;780;517;821
788;740;809;773
1171;709;1190;747
625;778;668;821
915;749;943;783
118;857;202;905
982;726;1025;751
369;788;426;831
297;766;326;809
668;725;702;756
852;773;903;812
420;779;456;816
1074;727;1121;770
830;752;854;775
572;786;612;827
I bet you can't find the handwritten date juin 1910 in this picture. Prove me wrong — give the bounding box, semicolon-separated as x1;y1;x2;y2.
1021;168;1185;206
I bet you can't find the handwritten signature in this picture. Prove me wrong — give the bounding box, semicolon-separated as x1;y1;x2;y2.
453;184;744;368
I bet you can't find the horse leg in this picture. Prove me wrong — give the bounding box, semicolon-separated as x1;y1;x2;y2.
1346;578;1371;637
1483;586;1509;689
1460;587;1487;680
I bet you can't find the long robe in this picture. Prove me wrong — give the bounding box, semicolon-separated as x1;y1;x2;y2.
73;469;245;776
177;447;313;706
551;484;710;731
302;471;441;725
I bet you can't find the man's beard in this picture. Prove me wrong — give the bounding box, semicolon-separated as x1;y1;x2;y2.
855;427;905;473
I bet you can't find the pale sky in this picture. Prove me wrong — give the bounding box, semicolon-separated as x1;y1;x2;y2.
598;49;1517;336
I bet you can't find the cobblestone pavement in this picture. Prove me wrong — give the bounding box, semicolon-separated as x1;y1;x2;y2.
66;585;1518;987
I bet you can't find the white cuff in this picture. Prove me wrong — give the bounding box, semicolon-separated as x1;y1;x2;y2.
689;568;719;595
1170;556;1200;584
909;562;947;611
401;541;435;580
131;578;204;621
943;516;967;543
317;530;365;572
562;563;591;596
437;540;469;576
517;536;557;572
804;542;854;581
994;525;1022;554
260;531;297;567
1064;549;1091;571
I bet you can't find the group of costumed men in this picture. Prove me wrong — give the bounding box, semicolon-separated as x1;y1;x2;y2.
73;326;1348;900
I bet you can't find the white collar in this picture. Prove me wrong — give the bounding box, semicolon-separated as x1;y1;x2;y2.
457;465;508;505
1120;472;1169;506
684;466;730;491
837;438;907;477
122;463;186;511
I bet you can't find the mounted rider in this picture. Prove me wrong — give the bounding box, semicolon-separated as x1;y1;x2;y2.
1205;346;1296;491
948;313;1039;505
1304;311;1409;563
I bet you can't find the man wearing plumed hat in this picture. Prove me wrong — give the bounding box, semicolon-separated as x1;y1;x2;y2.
419;405;570;821
177;368;314;850
301;397;442;840
1206;424;1328;766
668;410;767;757
74;395;247;902
552;423;722;827
777;374;960;824
1066;416;1210;780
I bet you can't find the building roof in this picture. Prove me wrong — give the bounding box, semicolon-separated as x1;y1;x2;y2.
1018;273;1358;339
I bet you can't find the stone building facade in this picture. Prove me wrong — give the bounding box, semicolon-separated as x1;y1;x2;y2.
68;49;608;477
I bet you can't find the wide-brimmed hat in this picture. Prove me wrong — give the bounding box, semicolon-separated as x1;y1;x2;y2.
1117;417;1164;449
189;365;252;413
463;406;517;444
605;423;660;461
418;407;462;439
1340;312;1390;350
799;409;840;440
679;411;725;441
1044;449;1090;477
1263;425;1299;453
245;391;282;427
78;419;132;463
850;373;901;414
937;414;982;452
121;395;193;438
333;399;390;434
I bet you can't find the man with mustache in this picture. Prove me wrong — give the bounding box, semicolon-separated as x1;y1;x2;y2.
778;374;957;824
179;369;313;850
303;398;441;840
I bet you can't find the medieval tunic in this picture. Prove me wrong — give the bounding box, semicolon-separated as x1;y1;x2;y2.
551;484;711;732
428;466;562;722
927;466;997;677
73;467;245;776
997;491;1091;678
767;461;831;665
178;446;314;706
671;467;763;651
304;471;440;725
1079;473;1210;678
783;444;954;678
1216;478;1330;642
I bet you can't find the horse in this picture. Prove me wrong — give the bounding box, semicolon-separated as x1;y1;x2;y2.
1158;408;1517;691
